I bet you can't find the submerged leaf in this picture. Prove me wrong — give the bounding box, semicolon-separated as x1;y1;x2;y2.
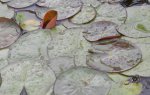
136;24;149;33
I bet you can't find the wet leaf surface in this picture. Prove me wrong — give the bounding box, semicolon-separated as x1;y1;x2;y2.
54;67;113;95
0;1;150;95
0;17;21;49
87;39;142;72
83;21;120;41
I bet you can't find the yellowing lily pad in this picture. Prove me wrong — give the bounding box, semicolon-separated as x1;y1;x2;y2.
15;11;40;31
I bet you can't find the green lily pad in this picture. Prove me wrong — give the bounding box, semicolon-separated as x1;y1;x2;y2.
47;28;90;66
118;5;150;38
0;59;56;95
54;67;113;95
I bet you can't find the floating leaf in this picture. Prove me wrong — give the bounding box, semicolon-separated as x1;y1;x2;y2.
8;0;38;8
83;21;120;42
0;17;21;49
96;3;127;25
41;10;57;29
0;3;14;19
118;5;150;38
15;11;40;31
87;39;142;72
0;60;56;95
70;5;96;24
54;67;113;95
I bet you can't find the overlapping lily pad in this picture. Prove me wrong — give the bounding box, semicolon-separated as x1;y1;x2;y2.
0;59;56;95
87;39;142;72
7;0;38;8
118;5;150;38
96;3;127;25
48;56;75;76
8;29;51;63
36;0;82;7
108;74;142;95
0;3;14;18
35;6;81;20
15;11;40;31
81;0;101;7
70;5;96;24
54;67;112;95
83;21;120;41
0;17;21;49
47;28;90;66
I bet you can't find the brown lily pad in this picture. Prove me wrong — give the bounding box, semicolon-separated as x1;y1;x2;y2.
0;17;21;49
83;21;120;42
87;39;142;72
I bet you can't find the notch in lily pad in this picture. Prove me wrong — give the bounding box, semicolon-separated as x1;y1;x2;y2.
20;86;28;95
41;10;57;29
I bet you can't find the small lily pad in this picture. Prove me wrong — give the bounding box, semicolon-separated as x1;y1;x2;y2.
70;5;96;24
83;21;120;42
8;0;38;8
15;11;40;31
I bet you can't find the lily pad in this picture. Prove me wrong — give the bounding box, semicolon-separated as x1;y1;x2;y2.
8;0;38;8
117;5;150;38
87;39;142;72
96;3;127;25
48;56;75;77
0;3;14;18
8;29;51;63
81;0;101;7
0;17;21;49
122;43;150;76
36;0;82;7
47;28;90;66
70;5;96;24
0;49;9;70
35;6;81;20
54;67;112;95
15;11;40;31
0;59;56;95
83;21;120;42
108;74;142;95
